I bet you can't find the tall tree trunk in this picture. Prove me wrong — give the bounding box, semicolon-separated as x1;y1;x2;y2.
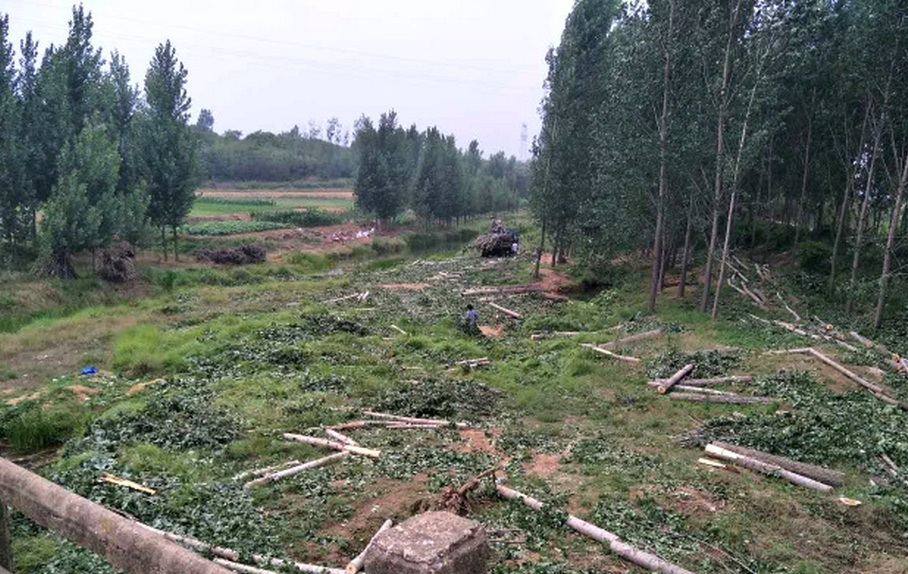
678;196;693;298
873;148;908;329
793;106;814;246
846;117;884;313
829;104;871;296
172;226;179;262
534;218;547;280
648;0;675;313
711;40;764;319
701;0;741;312
161;226;168;262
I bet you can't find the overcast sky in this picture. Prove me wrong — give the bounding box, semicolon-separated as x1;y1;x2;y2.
4;0;574;158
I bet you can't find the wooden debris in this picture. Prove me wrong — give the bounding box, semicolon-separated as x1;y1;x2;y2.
461;284;544;296
327;420;390;431
838;497;862;507
581;344;641;364
325;429;359;446
776;292;801;322
346;519;393;574
496;483;695;574
456;357;491;369
384;423;445;430
437;466;499;515
322;292;369;305
804;348;906;409
530;331;583;340
98;473;156;495
657;364;694;394
488;302;522;319
143;525;345;574
669;393;776;405
880;454;900;477
363;410;470;429
647;383;736;396
283;434;381;458
213;558;279;574
850;331;875;349
712;441;845;486
601;328;664;349
390;324;409;336
232;460;301;481
679;375;754;387
697;458;729;470
245;453;350;488
704;444;833;491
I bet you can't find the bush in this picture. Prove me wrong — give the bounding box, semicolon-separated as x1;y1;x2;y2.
252;209;343;227
797;241;831;273
196;244;267;265
182;221;288;236
2;403;87;453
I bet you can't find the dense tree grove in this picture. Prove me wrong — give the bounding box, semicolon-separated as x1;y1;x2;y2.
353;112;529;226
534;0;908;328
0;7;198;273
194;118;355;182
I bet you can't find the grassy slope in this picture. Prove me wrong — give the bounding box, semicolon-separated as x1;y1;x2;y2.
0;241;907;573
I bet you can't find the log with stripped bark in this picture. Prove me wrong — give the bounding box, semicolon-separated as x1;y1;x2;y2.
496;483;695;574
657;364;694;394
601;328;664;349
282;434;381;458
669;393;776;405
346;519;393;574
712;442;845;486
581;344;641;364
244;452;350;488
704;444;833;492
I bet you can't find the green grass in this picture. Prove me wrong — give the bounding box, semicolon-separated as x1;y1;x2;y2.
190;197;354;217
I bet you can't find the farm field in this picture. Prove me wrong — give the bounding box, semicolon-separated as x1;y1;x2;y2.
1;236;907;574
192;188;356;218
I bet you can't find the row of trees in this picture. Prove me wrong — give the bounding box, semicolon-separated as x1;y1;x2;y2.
0;7;197;274
353;111;529;225
532;0;908;328
194;117;355;182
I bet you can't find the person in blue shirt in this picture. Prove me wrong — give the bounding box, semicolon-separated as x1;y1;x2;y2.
463;304;479;334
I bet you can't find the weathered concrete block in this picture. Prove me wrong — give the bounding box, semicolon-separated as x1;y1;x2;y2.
363;511;489;574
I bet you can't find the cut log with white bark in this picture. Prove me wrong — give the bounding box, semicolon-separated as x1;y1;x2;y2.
488;302;522;319
461;284;545;296
245;452;350;489
704;444;833;492
346;519;393;574
712;442;845;486
601;328;664;349
496;483;695;574
581;344;641;364
657;364;694;394
282;434;381;458
530;331;583;340
669;393;776;405
325;429;359;446
680;375;754;387
776;293;801;322
804;348;906;409
327;420;389;431
697;458;728;469
646;383;736;396
213;558;278;574
850;331;875;349
363;410;470;429
390;324;408;336
141;525;346;574
233;460;301;481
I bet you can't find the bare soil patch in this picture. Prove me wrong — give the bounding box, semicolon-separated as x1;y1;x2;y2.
479;325;505;338
67;385;99;401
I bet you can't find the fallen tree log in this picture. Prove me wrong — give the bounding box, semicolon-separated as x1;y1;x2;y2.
657;364;694;394
0;458;231;574
144;525;345;574
601;328;664;349
389;324;408;336
647;383;736;396
530;331;583;340
712;442;845;486
282;434;381;458
581;344;641;364
704;444;833;492
325;429;359;446
245;452;350;488
327;420;389;431
363;410;470;429
461;284;545;296
346;519;393;574
233;460;301;481
850;331;875;349
776;292;801;322
804;348;906;409
678;375;754;387
669;393;776;405
488;302;522;319
496;483;695;574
